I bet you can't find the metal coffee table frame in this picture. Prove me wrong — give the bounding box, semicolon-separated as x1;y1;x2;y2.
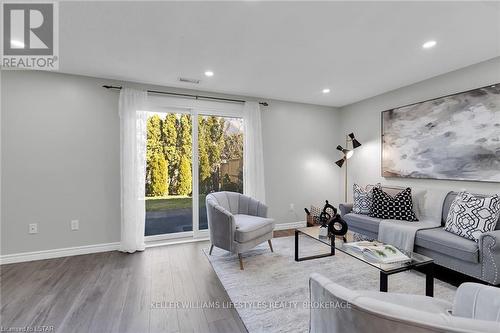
294;226;435;296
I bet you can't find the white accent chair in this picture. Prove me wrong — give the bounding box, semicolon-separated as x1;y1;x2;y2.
309;273;500;333
206;192;274;270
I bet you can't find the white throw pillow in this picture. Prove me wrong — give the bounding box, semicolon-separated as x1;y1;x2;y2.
444;192;500;241
353;184;383;215
352;184;373;215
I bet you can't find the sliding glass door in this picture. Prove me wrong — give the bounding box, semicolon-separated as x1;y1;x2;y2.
145;111;193;237
198;115;244;230
144;109;244;239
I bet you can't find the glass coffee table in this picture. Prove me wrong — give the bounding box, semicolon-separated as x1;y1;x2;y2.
295;226;435;296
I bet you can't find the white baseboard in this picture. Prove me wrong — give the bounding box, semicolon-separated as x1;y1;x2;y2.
274;221;306;230
0;242;120;265
1;222;306;265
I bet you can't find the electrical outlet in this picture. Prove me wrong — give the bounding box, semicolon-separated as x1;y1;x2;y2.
71;220;79;231
289;203;295;211
29;223;38;234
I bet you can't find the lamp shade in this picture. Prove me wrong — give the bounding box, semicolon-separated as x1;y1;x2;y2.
348;133;362;149
337;145;352;157
352;138;362;149
335;158;345;168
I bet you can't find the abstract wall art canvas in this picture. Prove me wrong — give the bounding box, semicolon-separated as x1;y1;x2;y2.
382;84;500;182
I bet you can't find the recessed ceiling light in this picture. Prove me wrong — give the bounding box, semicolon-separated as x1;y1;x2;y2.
422;40;437;49
10;40;24;48
322;88;330;94
204;70;214;77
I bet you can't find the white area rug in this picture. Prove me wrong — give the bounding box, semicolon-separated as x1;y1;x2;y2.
204;235;457;333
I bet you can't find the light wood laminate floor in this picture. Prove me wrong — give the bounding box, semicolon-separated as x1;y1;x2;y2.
0;241;248;333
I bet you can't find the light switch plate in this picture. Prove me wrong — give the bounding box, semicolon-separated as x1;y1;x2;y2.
71;220;79;231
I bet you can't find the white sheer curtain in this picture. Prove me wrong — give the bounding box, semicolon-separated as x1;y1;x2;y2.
243;101;266;202
118;88;148;253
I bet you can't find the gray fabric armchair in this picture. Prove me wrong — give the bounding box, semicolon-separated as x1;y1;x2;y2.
309;273;500;333
206;191;275;270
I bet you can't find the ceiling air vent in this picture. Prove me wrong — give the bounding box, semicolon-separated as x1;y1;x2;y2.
179;77;200;84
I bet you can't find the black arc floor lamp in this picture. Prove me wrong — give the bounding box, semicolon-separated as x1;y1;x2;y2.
335;133;362;202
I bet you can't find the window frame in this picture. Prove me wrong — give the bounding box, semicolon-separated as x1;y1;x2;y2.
144;96;244;242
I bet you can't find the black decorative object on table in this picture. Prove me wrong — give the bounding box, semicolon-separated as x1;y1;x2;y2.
319;211;330;226
328;210;348;240
296;200;349;260
318;200;335;237
320;200;348;245
318;210;330;237
322;200;336;218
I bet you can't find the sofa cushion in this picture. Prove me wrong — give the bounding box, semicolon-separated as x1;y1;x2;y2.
344;213;382;234
370;187;418;222
366;184;427;220
415;228;479;263
444;192;500;242
234;214;274;243
353;183;378;215
442;192;500;230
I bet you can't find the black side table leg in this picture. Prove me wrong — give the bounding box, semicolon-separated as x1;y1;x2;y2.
425;264;434;297
380;272;388;292
295;230;299;262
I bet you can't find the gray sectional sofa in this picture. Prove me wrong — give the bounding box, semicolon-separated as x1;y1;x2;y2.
340;191;500;285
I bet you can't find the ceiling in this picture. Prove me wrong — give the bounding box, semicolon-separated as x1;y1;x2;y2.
58;1;500;107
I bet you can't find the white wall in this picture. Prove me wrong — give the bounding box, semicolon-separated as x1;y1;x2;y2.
1;71;122;255
338;57;500;200
1;70;341;255
262;100;342;224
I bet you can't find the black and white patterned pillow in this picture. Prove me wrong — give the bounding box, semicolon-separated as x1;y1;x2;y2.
444;192;500;242
370;187;418;221
353;184;374;215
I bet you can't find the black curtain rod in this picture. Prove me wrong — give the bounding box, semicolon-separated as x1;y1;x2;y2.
102;85;269;107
